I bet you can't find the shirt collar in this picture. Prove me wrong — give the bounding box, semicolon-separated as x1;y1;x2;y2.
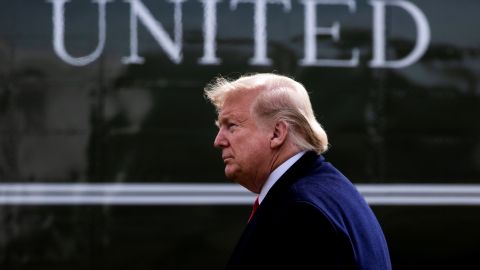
258;151;306;204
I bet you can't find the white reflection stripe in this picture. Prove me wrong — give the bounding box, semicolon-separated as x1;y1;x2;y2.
0;195;256;205
2;183;480;193
365;197;480;206
0;183;244;193
1;195;480;205
0;183;480;205
357;184;480;194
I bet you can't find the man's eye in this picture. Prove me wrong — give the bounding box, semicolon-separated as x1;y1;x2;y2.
227;123;237;131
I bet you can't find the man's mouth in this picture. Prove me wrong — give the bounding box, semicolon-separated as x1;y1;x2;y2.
222;155;233;162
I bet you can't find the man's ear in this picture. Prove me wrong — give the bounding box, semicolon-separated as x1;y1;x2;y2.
270;120;289;149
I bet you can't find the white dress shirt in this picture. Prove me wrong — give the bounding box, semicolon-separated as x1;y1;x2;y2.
258;151;306;204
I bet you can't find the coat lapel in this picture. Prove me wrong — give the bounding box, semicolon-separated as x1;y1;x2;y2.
226;151;322;268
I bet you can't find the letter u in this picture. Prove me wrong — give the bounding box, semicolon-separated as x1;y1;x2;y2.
48;0;112;66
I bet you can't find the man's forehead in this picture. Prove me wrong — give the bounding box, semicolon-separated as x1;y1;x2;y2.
217;108;247;121
217;88;262;121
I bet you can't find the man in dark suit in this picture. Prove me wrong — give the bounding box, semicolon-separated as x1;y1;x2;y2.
204;73;391;270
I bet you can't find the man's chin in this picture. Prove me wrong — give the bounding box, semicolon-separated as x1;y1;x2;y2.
224;170;236;181
224;166;240;181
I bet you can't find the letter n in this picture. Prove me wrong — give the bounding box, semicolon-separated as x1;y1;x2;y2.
123;0;185;64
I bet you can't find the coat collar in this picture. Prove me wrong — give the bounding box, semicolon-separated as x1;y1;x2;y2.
260;151;322;207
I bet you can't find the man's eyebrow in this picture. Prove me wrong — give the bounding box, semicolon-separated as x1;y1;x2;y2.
215;116;228;127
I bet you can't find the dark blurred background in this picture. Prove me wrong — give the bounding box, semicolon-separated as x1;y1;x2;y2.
1;0;479;269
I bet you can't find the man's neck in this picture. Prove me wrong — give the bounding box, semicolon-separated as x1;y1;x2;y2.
250;144;301;194
268;143;301;174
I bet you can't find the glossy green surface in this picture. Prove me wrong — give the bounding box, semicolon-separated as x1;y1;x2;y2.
1;0;479;269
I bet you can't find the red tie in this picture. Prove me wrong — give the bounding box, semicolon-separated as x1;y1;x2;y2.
248;197;260;223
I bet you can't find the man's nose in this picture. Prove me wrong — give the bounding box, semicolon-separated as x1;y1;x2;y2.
214;129;228;148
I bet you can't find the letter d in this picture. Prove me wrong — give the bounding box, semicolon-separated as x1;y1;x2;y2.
369;0;430;68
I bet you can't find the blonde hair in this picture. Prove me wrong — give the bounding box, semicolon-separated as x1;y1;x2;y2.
204;73;329;154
